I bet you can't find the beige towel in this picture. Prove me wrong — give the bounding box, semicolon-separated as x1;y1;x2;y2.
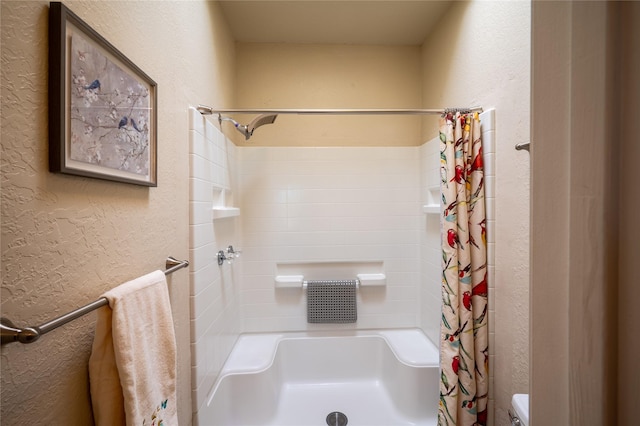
89;270;177;425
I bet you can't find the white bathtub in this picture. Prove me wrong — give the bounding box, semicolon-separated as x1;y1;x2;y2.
196;329;440;426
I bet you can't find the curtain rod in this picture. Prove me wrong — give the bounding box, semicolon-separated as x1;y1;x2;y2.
196;105;483;116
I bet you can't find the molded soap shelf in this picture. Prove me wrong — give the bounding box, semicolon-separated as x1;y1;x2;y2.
212;207;240;219
212;187;240;220
423;185;440;215
422;205;439;214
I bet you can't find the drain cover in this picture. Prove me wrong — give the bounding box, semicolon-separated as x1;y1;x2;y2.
326;411;348;426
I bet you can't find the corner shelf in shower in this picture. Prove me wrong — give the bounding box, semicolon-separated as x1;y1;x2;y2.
422;205;439;214
212;187;240;220
423;185;440;215
212;207;240;219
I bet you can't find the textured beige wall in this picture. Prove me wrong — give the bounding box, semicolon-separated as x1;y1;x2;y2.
1;1;235;424
421;2;531;425
234;43;423;146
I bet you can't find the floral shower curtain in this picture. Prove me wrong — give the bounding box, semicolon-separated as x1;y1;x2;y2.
438;112;488;426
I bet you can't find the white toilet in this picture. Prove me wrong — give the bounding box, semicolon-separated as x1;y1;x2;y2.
509;394;529;426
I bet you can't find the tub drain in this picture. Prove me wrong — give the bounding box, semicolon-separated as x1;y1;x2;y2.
326;411;348;426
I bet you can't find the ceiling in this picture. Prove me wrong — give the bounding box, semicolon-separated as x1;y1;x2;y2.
218;1;453;46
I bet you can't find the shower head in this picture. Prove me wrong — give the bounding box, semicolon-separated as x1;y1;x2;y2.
218;113;278;140
198;105;277;140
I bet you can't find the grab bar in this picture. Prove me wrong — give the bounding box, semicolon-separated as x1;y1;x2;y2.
0;256;189;345
274;273;386;288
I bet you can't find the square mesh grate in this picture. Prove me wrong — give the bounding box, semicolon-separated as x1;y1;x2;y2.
306;280;357;323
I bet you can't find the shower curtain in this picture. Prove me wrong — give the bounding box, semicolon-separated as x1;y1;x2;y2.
438;112;488;426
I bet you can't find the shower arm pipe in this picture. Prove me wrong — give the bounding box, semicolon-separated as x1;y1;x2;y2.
197;105;483;116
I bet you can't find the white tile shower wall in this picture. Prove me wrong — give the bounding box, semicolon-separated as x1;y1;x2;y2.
188;107;242;414
238;147;422;332
419;137;442;344
419;109;496;419
481;109;497;420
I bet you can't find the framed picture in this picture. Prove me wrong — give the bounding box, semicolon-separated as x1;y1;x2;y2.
49;2;157;186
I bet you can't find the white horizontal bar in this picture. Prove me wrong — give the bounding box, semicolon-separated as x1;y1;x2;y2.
274;275;305;289
274;273;387;289
356;273;387;287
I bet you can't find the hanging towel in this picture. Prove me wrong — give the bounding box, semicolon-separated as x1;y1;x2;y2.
89;270;177;426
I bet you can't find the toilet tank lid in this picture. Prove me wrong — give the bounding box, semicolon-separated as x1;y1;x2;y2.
511;393;529;426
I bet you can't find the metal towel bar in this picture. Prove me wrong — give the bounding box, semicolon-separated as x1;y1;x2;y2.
0;256;189;345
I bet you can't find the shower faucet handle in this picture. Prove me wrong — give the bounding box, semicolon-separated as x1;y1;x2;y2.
226;245;242;258
217;250;230;265
218;246;242;266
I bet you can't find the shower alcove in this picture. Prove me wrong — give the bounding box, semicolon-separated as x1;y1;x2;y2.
188;106;495;424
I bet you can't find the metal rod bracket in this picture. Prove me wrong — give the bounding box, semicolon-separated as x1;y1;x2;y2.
1;318;41;345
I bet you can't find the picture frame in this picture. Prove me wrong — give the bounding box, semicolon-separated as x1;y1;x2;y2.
49;1;157;186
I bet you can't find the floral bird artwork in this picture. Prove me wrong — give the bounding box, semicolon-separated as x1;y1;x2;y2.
83;79;101;91
131;118;143;132
69;31;152;177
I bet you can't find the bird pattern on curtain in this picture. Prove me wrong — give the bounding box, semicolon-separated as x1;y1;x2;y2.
438;112;489;426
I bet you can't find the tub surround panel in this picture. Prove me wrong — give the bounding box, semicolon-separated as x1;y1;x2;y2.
238;147;421;333
188;108;242;414
479;111;497;412
419;137;442;345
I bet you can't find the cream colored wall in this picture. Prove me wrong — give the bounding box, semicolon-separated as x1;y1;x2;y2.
421;2;531;425
234;43;422;146
0;1;235;424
